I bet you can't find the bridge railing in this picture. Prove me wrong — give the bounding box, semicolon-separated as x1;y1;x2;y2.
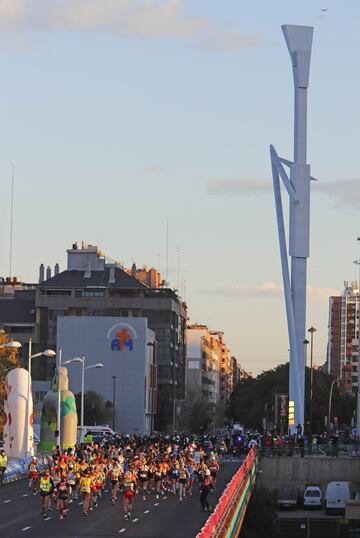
196;446;259;538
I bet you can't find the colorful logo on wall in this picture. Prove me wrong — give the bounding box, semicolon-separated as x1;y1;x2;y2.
107;323;138;352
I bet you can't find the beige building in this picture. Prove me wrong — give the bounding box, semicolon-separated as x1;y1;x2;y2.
186;324;236;408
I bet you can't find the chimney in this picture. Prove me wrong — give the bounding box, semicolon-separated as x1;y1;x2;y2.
131;263;137;278
46;266;51;280
54;263;60;276
109;265;115;284
39;264;45;283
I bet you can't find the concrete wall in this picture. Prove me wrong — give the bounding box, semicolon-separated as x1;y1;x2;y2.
259;457;360;494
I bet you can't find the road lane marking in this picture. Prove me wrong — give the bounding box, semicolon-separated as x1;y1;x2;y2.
144;510;150;513
154;502;159;506
43;517;52;521
3;500;11;503
118;529;126;534
78;502;83;505
21;527;31;532
104;489;109;492
132;518;139;522
22;494;29;497
163;496;167;499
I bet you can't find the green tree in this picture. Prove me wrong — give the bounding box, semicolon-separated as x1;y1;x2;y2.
178;388;212;433
0;329;20;433
74;390;112;426
226;363;355;433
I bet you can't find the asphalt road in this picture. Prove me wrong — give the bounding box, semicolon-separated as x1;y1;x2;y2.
0;458;242;538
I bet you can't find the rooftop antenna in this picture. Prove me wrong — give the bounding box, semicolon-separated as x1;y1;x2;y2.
165;218;169;283
270;24;314;434
176;247;180;291
9;163;15;278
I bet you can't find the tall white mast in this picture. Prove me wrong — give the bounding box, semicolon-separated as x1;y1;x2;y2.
270;25;314;434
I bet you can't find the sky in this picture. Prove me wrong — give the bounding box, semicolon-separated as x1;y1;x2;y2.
0;0;359;375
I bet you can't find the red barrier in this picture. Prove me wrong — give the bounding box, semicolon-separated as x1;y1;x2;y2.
196;447;257;538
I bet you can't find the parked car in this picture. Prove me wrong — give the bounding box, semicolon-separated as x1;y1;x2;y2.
325;481;351;514
304;485;322;508
277;485;298;510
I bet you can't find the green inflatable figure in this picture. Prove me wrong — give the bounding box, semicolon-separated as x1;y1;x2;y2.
39;366;78;451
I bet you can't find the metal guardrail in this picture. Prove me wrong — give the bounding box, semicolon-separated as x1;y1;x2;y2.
196;447;259;538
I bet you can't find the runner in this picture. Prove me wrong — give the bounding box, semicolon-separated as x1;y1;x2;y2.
79;469;92;516
178;462;190;502
199;469;213;512
39;468;53;518
123;470;136;520
0;449;8;486
56;475;70;520
28;457;39;495
109;462;121;505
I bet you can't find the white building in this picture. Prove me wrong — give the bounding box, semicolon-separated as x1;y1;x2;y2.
57;316;156;434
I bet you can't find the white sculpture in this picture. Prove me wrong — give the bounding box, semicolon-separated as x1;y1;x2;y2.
3;368;34;458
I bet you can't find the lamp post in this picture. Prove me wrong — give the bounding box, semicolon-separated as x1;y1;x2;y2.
62;356;104;444
26;339;55;455
147;341;158;435
303;339;309;435
270;25;314;434
353;237;360;431
112;376;116;431
327;379;337;440
308;326;317;436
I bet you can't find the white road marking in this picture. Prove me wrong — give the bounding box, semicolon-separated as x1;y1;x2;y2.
132;518;139;522
163;496;167;499
78;502;83;505
104;489;109;493
3;500;11;503
43;517;52;521
144;510;150;513
154;502;159;506
21;527;31;532
118;530;126;534
22;494;29;498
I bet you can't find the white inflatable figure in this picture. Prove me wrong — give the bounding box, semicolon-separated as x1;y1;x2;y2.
3;368;34;458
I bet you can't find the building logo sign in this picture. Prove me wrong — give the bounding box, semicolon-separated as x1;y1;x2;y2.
107;323;137;352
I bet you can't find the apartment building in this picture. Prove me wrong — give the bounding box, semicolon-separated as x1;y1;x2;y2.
327;281;359;395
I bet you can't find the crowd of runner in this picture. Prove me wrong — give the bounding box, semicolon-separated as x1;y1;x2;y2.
26;435;226;521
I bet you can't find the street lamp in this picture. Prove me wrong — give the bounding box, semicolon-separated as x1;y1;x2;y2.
112;376;116;432
308;326;317;437
303;339;309;435
147;341;158;435
26;339;56;456
353;237;360;430
62;356;104;444
0;340;22;349
270;24;314;434
327;378;338;440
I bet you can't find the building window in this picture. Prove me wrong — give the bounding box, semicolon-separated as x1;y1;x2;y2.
75;289;105;297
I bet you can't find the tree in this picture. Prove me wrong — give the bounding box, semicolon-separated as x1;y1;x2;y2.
0;330;21;432
178;388;212;433
226;363;355;434
74;390;112;426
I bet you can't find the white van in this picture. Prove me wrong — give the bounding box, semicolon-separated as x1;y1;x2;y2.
77;425;115;443
325;481;351;514
304;485;322;508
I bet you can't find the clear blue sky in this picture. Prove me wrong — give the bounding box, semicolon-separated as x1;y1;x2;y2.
0;1;359;374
